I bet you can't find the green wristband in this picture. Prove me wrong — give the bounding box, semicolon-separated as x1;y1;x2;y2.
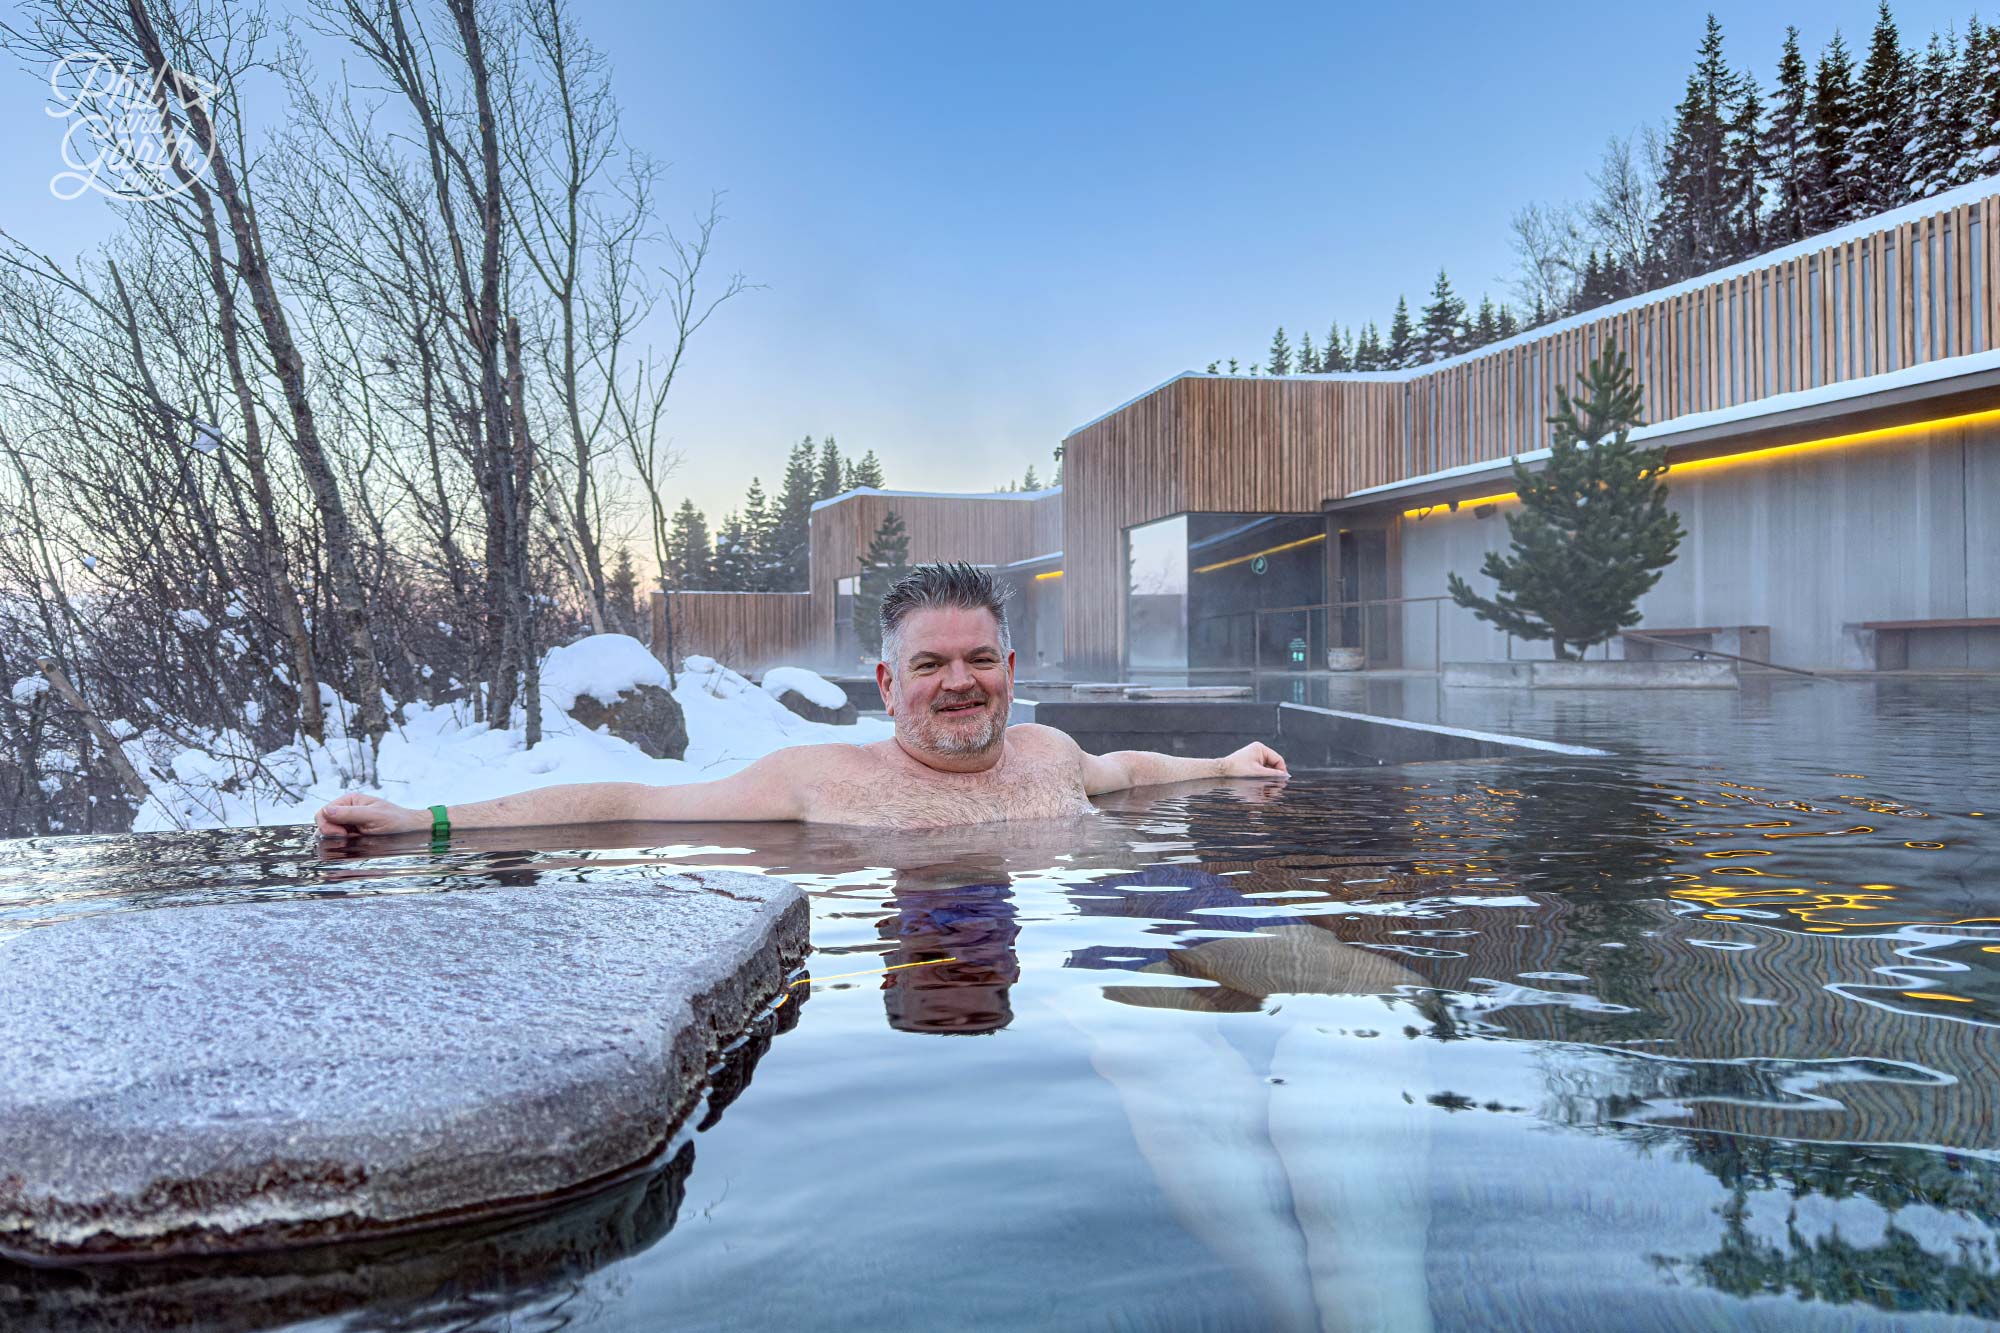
429;804;450;840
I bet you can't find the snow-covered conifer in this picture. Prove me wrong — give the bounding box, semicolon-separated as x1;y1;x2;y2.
1762;26;1813;245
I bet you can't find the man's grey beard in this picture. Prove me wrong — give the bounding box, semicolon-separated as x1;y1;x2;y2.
899;691;1010;757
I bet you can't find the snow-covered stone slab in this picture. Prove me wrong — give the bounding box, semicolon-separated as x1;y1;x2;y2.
0;870;806;1262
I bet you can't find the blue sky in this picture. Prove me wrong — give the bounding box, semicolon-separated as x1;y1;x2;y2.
0;0;1976;527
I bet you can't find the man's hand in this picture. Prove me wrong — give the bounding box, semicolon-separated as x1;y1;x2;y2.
1216;741;1289;779
316;792;430;838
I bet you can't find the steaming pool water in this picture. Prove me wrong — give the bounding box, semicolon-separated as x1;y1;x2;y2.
2;677;1997;1331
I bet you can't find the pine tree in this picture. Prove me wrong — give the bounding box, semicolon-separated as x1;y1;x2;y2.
665;498;713;588
771;440;818;591
1806;31;1862;232
1496;305;1521;339
1446;344;1684;659
1724;68;1766;259
1353;322;1383;371
1471;296;1499;348
1226;358;1242;374
1417;269;1469;362
1206;360;1221;373
816;435;845;499
852;509;911;658
740;478;773;591
1384;299;1416;369
1852;1;1916;214
1322;322;1349;371
1904;27;1968;196
1909;28;1966;198
1022;463;1041;491
1653;15;1743;280
1575;250;1619;313
1962;18;2000;184
1297;329;1318;374
846;449;886;490
1266;326;1293;376
711;512;750;590
1763;26;1813;245
606;545;640;633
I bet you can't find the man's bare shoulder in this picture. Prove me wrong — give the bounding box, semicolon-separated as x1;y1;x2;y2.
1006;723;1086;753
755;740;886;774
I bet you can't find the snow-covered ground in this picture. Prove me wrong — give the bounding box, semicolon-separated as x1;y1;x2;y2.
77;639;892;833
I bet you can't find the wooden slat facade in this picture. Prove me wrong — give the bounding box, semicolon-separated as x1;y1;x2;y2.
1064;187;2000;668
654;591;817;673
655;490;1063;670
806;490;1064;653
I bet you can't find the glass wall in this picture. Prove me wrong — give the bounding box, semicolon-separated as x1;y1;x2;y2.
1124;515;1188;670
1124;513;1327;671
834;576;859;665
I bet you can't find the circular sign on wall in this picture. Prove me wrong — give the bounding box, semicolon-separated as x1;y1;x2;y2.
1250;555;1269;576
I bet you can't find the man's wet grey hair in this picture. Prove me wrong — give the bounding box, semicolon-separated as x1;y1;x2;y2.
879;562;1012;663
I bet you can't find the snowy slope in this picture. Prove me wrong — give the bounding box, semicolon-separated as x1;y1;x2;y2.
128;643;891;833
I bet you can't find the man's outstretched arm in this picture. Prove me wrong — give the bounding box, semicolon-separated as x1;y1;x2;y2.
314;749;811;837
1076;738;1289;796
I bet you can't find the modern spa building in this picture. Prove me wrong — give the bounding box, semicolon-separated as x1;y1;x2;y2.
660;178;2000;677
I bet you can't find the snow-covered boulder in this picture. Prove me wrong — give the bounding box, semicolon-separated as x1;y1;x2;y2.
542;635;687;760
759;666;856;726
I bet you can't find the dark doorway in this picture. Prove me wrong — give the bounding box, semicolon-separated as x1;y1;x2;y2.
1335;528;1396;667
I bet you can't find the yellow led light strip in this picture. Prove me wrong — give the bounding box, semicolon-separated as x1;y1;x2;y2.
1191;532;1326;575
1034;569;1064;581
1403;491;1518;520
1399;404;2000;519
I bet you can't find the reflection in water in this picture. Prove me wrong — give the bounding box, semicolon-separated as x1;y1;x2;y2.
877;881;1020;1035
3;680;1999;1328
1650;1135;2000;1320
2;1145;694;1333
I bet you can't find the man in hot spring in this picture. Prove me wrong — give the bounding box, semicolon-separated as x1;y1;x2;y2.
316;562;1287;837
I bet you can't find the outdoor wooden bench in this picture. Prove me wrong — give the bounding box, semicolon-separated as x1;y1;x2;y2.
1851;618;2000;670
1621;625;1771;663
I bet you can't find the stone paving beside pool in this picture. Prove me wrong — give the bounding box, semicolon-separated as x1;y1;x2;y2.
0;870;806;1262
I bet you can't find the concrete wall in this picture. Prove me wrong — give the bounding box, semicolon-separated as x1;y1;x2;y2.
1399;416;2000;670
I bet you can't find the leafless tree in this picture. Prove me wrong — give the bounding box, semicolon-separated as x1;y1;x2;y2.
1511;129;1668;319
1508;200;1586;319
599;196;751;684
0;0;745;833
1582;131;1665;296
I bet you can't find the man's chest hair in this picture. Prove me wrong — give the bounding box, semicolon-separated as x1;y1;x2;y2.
807;746;1089;827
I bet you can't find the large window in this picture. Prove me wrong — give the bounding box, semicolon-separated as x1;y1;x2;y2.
1124;515;1188;670
1124;513;1326;671
834;576;859;663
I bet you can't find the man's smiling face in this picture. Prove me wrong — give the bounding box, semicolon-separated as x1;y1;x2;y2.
879;605;1014;764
